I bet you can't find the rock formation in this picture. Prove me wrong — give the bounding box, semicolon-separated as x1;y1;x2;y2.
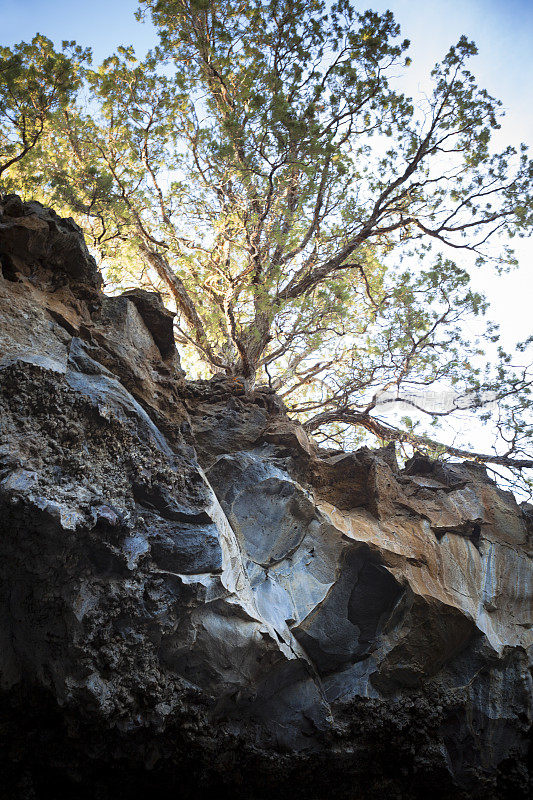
0;195;531;799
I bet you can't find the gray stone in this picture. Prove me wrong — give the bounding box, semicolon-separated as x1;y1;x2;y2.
0;195;531;800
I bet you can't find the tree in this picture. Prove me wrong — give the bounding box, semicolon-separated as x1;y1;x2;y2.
3;0;532;492
0;35;89;181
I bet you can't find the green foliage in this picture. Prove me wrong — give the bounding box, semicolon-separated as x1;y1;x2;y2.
0;35;89;184
2;2;532;492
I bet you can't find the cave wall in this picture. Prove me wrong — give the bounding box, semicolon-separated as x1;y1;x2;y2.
0;195;531;799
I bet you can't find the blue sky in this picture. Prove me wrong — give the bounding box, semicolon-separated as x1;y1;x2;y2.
1;0;531;347
0;0;156;61
2;0;531;123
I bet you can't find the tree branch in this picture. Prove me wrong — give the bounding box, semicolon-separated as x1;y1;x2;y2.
303;409;533;469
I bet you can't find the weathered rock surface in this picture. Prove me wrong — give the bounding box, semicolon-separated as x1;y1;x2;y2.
0;195;531;799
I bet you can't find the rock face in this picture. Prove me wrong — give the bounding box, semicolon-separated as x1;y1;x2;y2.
0;196;531;800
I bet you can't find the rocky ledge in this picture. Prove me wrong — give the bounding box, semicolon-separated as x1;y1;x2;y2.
0;196;531;799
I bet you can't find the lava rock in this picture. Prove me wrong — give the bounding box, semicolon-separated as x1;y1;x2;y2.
0;196;531;800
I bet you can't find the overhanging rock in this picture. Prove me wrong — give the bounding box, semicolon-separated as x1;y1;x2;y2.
0;195;531;800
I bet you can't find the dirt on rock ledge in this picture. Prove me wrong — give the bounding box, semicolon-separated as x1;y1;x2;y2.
0;196;531;800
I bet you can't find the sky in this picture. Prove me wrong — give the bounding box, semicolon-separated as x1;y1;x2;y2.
369;1;533;351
